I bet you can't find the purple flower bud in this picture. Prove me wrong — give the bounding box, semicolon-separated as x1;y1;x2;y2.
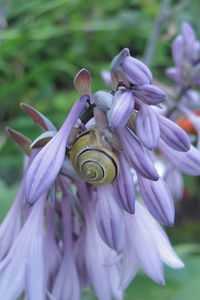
118;128;159;181
159;139;200;175
165;67;181;83
25;96;88;206
95;185;125;251
183;89;200;107
133;85;166;105
110;48;152;89
110;48;131;90
157;113;191;152
113;153;135;214
172;35;184;67
122;55;153;85
181;22;196;61
110;90;134;130
136;104;160;150
137;174;175;226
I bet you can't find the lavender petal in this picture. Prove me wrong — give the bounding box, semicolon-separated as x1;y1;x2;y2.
118;128;159;181
172;35;184;67
122;56;152;85
25;96;87;206
95;185;125;251
133;85;166;105
110;90;134;130
136;104;160;150
125;204;165;284
113;153;135;214
159;139;200;175
137;174;175;226
157;113;191;152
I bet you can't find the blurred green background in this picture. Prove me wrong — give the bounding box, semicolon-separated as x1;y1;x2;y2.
0;0;200;299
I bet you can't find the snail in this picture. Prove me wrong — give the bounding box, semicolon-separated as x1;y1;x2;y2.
70;127;119;185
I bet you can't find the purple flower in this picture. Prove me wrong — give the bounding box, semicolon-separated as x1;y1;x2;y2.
50;189;80;300
122;55;153;85
118;127;159;181
167;22;200;85
110;48;152;89
135;103;160;150
137;174;175;226
25;96;88;206
109;89;134;130
113;152;135;214
172;35;184;68
133;84;166;105
95;184;125;251
78;182;119;300
3;44;193;300
43;207;61;290
122;201;184;287
0;196;45;300
157;113;191;152
159;139;200;175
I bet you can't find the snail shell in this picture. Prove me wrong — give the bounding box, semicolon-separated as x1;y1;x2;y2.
70;128;119;185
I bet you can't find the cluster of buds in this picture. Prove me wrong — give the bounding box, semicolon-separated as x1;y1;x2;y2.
1;24;200;300
166;22;200;88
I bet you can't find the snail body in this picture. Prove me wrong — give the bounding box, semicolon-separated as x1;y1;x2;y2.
70;128;119;185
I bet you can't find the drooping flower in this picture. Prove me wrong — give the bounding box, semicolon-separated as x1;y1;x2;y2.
2;43;199;300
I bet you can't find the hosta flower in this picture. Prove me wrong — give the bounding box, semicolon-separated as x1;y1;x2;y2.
2;46;200;300
166;22;200;85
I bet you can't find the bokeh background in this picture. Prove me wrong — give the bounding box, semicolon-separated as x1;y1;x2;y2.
0;0;200;299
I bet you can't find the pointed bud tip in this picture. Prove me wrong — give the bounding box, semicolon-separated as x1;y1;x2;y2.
74;68;91;96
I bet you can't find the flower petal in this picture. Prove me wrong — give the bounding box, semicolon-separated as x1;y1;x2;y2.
25;96;87;206
137;174;175;226
95;185;125;251
125;204;165;284
159;139;200;175
157;114;191;152
113;153;135;214
118;128;159;181
136;104;160;150
110;90;134;130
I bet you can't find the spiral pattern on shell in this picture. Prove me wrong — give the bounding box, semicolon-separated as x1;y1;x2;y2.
70;128;119;185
